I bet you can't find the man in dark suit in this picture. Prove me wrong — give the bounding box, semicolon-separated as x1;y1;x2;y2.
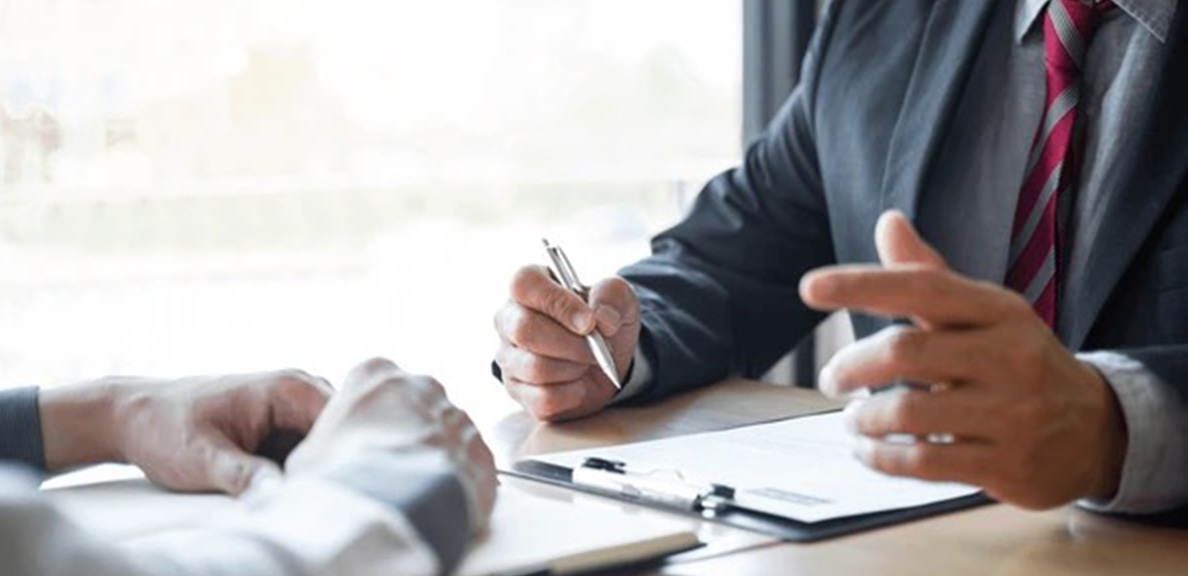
494;0;1188;513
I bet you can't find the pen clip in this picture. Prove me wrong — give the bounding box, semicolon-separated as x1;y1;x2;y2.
573;458;737;514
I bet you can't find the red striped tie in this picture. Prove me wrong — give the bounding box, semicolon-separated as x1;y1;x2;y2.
1006;0;1113;328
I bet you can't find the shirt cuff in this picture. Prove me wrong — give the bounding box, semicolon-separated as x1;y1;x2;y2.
1076;351;1188;514
0;388;45;471
610;346;655;405
315;451;471;574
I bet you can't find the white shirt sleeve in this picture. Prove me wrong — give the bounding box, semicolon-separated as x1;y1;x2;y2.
1076;351;1188;514
610;346;655;404
0;466;441;576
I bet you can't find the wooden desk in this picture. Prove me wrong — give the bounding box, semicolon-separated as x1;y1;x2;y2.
469;379;1188;576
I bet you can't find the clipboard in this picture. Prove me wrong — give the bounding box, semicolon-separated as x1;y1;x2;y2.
506;412;993;542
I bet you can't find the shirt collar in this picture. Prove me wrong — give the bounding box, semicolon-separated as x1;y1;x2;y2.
1014;0;1176;44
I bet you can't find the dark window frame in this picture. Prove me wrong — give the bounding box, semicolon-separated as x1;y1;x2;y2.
742;0;818;387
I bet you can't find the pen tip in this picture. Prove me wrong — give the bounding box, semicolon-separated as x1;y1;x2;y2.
541;238;552;248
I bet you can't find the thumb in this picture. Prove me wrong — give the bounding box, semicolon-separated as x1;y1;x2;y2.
875;210;947;268
205;436;282;496
587;277;638;338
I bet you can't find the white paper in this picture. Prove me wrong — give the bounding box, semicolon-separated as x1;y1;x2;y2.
533;411;981;524
457;490;697;576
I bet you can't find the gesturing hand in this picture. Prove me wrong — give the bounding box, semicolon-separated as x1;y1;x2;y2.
798;211;1128;509
41;370;333;495
493;265;640;421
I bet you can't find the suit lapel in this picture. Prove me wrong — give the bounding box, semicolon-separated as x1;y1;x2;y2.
878;1;997;220
1066;5;1188;350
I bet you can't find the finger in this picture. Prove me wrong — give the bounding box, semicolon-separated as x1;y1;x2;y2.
344;357;405;391
875;210;947;268
204;435;281;495
400;373;450;411
818;326;992;398
587;277;639;338
854;435;996;486
800;265;1022;327
844;388;1004;440
495;303;593;363
496;345;589;385
264;371;334;432
509;265;594;334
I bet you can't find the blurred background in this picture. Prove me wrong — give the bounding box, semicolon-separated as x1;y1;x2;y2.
0;0;834;405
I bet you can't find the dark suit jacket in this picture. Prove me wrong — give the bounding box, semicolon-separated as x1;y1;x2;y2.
619;0;1188;403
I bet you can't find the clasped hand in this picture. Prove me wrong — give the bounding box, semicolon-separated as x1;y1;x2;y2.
41;358;496;526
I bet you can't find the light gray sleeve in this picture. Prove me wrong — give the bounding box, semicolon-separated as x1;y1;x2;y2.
1077;351;1188;514
0;466;148;576
317;450;472;574
0;452;467;576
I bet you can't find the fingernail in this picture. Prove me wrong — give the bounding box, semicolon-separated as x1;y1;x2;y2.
572;310;594;333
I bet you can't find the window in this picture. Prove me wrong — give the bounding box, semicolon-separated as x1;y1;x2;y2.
0;0;742;394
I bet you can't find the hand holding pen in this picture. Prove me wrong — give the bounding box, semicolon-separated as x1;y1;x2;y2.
493;241;642;422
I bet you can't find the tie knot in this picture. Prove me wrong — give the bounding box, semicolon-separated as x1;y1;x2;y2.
1045;0;1113;71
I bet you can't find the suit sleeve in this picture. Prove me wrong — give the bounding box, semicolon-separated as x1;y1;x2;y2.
0;387;45;471
0;451;473;576
616;1;843;403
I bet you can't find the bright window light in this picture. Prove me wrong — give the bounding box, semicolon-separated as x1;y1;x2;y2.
0;0;742;404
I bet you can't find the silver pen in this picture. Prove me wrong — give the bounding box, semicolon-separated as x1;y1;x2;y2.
542;239;622;389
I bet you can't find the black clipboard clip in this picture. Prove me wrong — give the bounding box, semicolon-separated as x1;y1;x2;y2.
573;457;737;516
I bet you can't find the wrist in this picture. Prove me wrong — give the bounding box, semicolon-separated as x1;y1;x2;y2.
39;379;124;471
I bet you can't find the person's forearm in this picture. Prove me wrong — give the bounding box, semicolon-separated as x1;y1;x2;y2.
39;380;122;471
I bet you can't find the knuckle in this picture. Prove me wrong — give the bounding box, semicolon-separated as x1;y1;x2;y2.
888;394;922;431
359;357;398;376
275;368;313;383
1004;290;1031;316
509;265;542;299
900;445;932;474
607;276;634;296
601;277;638;305
272;369;319;394
542;292;579;325
885;330;924;368
868;444;901;474
507;310;536;347
409;374;446;397
520;355;550;384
